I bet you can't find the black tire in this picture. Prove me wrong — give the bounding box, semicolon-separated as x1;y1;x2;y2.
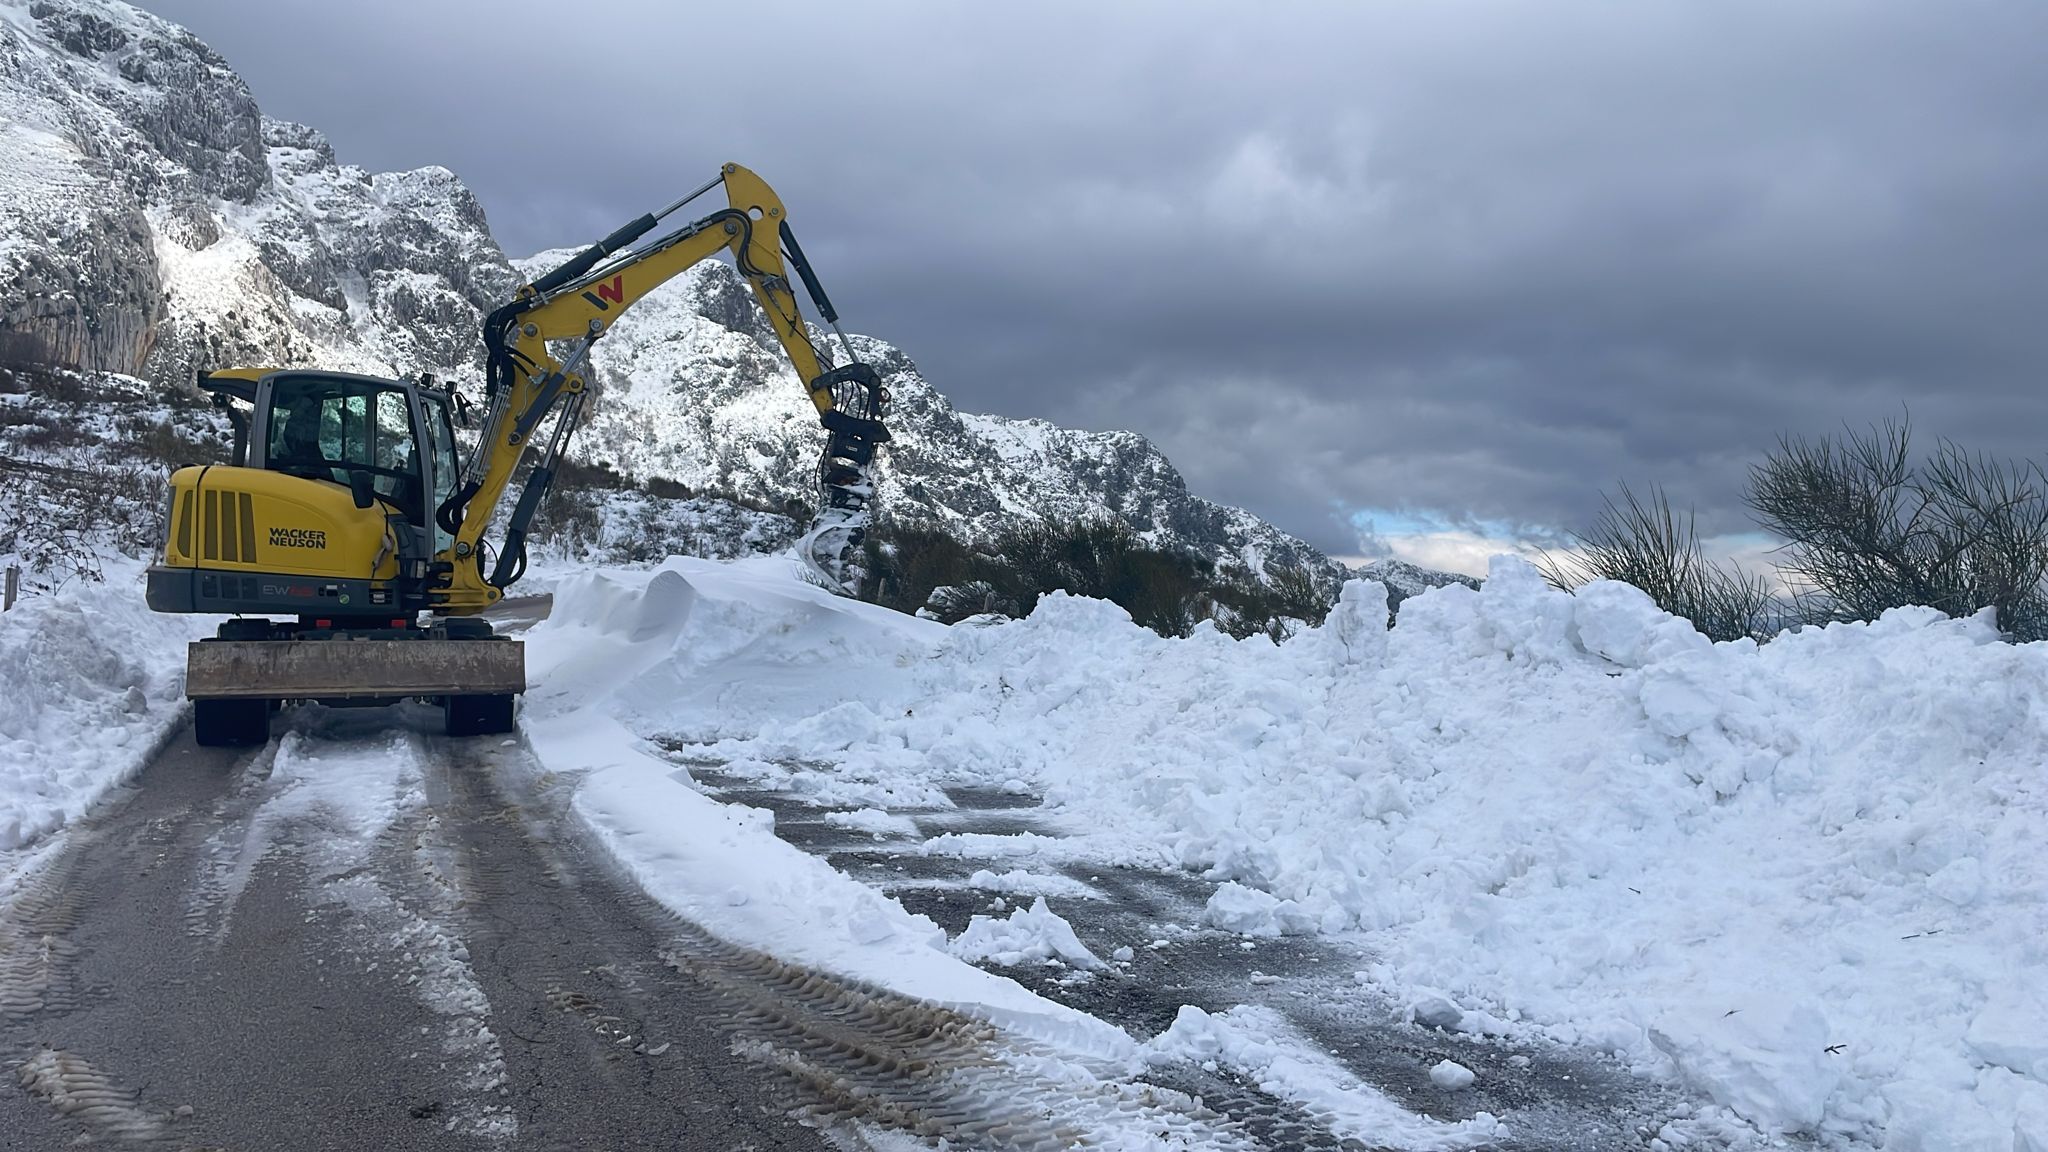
194;698;271;747
444;694;516;737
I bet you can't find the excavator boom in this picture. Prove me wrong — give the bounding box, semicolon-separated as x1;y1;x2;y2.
441;163;888;607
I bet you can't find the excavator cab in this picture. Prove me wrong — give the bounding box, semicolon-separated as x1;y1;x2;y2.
251;372;460;554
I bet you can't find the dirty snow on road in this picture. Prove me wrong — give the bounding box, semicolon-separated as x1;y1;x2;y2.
518;554;2048;1152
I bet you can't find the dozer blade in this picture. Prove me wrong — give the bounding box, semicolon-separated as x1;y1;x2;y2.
186;639;526;700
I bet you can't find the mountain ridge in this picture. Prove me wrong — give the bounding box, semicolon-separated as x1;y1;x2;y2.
0;0;1379;587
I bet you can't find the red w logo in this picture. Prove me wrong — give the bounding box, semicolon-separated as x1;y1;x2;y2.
597;275;625;305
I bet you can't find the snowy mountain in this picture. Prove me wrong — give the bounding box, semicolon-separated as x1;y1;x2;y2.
0;0;513;384
1352;557;1481;606
514;252;1337;576
0;0;1334;579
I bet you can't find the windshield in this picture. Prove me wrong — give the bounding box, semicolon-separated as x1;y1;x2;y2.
265;376;422;517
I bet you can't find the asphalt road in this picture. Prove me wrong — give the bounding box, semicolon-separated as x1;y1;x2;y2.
0;721;834;1151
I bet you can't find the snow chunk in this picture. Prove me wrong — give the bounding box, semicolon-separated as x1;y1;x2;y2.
966;868;1097;899
1967;990;2048;1080
950;896;1102;969
1201;881;1318;937
1429;1060;1476;1091
1296;578;1389;666
1648;997;1839;1134
1571;580;1711;667
823;808;919;838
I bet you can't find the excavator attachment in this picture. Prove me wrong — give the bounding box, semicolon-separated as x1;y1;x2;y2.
795;363;890;594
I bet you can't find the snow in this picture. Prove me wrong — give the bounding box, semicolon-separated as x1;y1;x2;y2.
965;867;1098;899
1429;1059;1478;1091
821;806;919;838
1146;1004;1508;1149
949;895;1103;969
523;551;2048;1149
0;562;203;855
1201;879;1325;936
518;564;1133;1060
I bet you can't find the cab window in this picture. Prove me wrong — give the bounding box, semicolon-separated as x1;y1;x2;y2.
422;396;460;550
266;377;423;520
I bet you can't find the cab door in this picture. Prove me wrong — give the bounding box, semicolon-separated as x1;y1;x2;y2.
418;392;461;558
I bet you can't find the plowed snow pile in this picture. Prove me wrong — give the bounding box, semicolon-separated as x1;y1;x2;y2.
0;564;202;855
527;554;2048;1151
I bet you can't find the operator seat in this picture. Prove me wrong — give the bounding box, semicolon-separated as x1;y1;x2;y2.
274;408;336;483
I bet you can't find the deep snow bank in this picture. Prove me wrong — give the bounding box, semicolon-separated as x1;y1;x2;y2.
519;559;1136;1060
528;554;2048;1150
0;564;201;855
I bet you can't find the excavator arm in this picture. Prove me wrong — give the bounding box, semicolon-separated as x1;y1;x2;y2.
434;162;888;611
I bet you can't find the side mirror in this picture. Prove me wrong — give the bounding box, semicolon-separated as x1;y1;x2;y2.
348;470;377;510
453;392;474;429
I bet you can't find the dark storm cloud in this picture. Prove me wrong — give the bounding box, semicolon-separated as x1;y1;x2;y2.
147;0;2048;556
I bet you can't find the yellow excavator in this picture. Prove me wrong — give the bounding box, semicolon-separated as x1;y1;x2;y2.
146;163;889;746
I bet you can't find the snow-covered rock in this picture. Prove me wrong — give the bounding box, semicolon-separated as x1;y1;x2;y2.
0;0;511;381
1353;557;1480;607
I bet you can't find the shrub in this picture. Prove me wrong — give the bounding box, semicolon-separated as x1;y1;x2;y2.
1540;482;1780;642
644;475;692;500
861;517;1337;640
1746;416;2048;639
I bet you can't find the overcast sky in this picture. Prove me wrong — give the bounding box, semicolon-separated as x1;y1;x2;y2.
148;0;2048;570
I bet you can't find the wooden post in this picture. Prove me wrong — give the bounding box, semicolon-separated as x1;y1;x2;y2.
3;565;16;612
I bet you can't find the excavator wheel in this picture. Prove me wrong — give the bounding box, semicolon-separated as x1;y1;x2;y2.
194;697;271;747
444;694;515;737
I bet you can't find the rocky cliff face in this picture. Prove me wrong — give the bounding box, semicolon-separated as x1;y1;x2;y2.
0;0;1341;581
0;0;512;383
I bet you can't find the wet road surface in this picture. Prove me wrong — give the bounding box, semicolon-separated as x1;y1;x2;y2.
0;721;835;1151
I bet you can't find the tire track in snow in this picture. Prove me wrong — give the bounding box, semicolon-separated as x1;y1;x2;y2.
0;720;522;1150
251;715;517;1144
445;737;1264;1151
13;1048;168;1145
0;844;85;1023
0;768;207;1147
662;928;1259;1151
417;736;834;1152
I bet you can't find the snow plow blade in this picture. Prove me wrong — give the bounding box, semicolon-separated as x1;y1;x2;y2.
185;639;526;700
